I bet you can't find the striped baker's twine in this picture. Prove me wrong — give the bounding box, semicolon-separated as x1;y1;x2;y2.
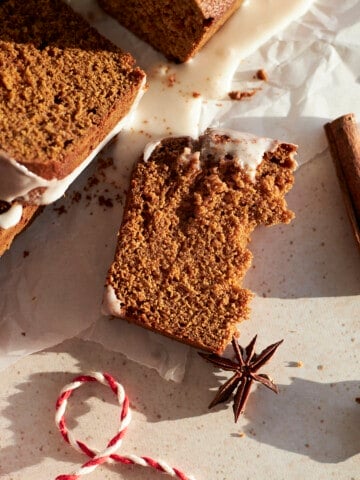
55;371;196;480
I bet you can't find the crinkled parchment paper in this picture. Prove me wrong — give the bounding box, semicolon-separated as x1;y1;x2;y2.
0;0;359;381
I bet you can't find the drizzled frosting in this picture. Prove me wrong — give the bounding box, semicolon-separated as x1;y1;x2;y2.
0;203;23;229
202;128;281;181
102;284;124;317
142;128;294;183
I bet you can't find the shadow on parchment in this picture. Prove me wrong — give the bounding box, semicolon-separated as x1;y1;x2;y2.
0;339;359;479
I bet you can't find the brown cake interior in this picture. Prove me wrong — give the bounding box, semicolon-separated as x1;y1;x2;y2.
106;132;296;353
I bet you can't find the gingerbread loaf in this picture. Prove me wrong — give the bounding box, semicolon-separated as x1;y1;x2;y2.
0;0;146;256
98;0;243;62
103;129;297;353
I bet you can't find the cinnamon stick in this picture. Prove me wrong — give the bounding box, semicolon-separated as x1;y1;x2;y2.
324;113;360;248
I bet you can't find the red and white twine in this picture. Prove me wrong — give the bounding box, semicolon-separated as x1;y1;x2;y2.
55;371;196;480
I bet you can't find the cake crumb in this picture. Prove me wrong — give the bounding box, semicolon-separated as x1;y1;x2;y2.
238;432;246;438
23;250;30;258
256;69;268;81
228;88;260;100
355;397;360;404
98;196;113;209
192;91;201;98
317;365;324;370
287;361;304;368
53;205;67;216
71;191;82;204
167;74;176;87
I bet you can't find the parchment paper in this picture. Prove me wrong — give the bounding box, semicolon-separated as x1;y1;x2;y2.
0;0;359;381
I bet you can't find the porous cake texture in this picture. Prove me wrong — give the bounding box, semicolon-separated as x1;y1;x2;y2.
98;0;243;62
104;129;297;353
0;0;145;256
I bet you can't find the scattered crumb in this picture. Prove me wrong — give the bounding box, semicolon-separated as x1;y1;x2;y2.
98;157;115;173
356;398;360;404
304;443;310;448
317;365;324;370
228;88;260;100
287;361;303;368
23;250;29;258
238;432;246;438
53;205;67;216
71;191;82;204
98;196;113;208
167;74;176;87
192;91;201;98
21;332;26;336
85;175;100;191
256;69;268;81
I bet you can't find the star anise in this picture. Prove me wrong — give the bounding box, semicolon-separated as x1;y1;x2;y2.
199;335;283;422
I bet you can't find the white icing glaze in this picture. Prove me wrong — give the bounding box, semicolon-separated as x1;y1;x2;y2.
174;0;315;99
113;0;313;165
0;204;23;229
102;284;124;317
142;128;293;183
0;78;146;206
204;128;279;181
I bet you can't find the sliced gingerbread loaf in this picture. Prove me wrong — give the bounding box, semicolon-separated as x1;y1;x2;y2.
103;129;297;353
0;0;146;255
98;0;243;62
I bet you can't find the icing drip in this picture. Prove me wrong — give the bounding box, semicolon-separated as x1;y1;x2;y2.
0;203;23;229
202;128;279;181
